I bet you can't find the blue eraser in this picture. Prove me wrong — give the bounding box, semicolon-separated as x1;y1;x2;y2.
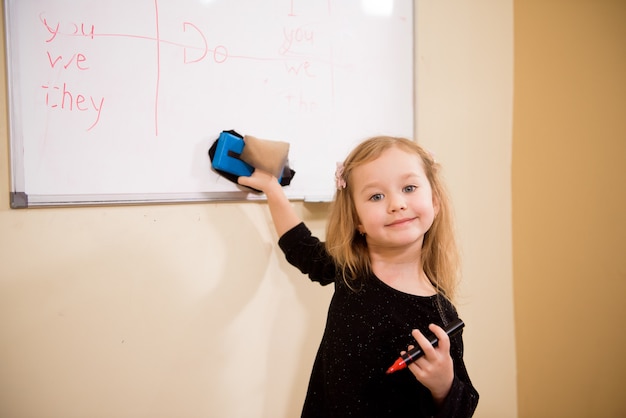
211;131;254;177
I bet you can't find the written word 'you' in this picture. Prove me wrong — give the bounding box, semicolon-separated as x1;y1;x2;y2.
40;13;95;43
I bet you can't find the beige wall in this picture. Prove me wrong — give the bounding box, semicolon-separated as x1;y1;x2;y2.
513;1;626;417
0;1;517;417
416;1;516;417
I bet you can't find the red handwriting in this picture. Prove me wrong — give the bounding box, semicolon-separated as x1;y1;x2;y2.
285;90;318;112
280;25;315;55
212;45;229;64
288;0;297;17
46;51;89;70
41;83;105;131
183;22;208;64
37;0;332;134
284;60;316;77
37;1;211;134
40;12;101;131
39;13;95;43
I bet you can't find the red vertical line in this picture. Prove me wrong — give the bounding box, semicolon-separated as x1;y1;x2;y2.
154;0;161;136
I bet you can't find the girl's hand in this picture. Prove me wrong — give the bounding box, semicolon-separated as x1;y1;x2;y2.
237;169;279;195
405;324;454;406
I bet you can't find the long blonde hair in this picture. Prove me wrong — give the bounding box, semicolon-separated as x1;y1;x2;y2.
325;136;460;301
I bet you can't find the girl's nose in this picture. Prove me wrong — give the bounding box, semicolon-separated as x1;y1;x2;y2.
388;194;407;212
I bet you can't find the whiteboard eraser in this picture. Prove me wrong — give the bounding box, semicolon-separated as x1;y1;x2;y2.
211;131;254;178
209;130;295;188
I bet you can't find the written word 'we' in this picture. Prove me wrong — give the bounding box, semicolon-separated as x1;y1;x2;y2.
47;51;89;70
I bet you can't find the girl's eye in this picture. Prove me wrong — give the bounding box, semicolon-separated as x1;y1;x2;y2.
403;185;417;193
369;193;383;202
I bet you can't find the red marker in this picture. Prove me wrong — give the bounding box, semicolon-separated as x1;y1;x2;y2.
386;318;465;374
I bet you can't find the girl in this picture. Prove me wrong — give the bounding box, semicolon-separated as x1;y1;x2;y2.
238;136;479;417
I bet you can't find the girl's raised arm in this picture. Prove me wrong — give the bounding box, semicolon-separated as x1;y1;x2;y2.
238;170;302;237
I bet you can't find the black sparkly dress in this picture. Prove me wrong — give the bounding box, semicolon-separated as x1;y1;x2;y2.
278;223;479;418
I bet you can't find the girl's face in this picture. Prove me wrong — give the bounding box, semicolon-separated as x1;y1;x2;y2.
351;146;438;251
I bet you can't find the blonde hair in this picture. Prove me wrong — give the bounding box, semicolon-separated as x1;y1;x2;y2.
325;136;460;301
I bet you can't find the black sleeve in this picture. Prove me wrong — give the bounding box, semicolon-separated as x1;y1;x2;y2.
435;330;479;417
277;222;336;286
436;377;479;417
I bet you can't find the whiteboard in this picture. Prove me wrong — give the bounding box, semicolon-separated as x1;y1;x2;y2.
4;0;414;208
